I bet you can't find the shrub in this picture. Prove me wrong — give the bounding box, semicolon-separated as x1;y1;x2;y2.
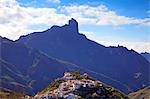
42;79;66;93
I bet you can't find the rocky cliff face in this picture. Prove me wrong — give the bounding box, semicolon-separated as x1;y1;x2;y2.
34;71;128;99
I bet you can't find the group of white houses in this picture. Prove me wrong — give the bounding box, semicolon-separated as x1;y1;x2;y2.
35;72;97;99
62;72;96;89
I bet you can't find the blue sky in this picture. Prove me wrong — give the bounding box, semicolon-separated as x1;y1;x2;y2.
18;0;149;18
0;0;149;52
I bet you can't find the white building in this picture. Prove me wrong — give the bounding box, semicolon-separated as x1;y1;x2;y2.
64;93;78;99
83;73;88;77
73;83;81;90
63;72;73;80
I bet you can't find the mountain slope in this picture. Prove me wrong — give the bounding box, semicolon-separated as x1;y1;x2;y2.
0;59;34;95
17;18;150;93
0;37;80;95
128;86;150;99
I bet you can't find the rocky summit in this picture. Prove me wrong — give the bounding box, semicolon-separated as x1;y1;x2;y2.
34;71;128;99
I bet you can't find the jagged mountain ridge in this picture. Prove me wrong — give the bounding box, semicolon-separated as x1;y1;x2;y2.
16;18;150;93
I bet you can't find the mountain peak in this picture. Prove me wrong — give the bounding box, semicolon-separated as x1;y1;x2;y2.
68;18;79;33
69;18;78;26
49;18;79;34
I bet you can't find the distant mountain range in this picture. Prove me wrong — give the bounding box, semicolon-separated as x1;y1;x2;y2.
141;52;150;63
0;18;149;95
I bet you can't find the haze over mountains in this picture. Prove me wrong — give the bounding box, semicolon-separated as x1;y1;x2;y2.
0;19;149;95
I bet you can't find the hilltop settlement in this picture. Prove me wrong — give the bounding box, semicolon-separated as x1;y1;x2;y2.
34;71;128;99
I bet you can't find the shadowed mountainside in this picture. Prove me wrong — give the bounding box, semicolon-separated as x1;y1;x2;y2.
16;18;150;94
0;37;80;95
0;59;34;95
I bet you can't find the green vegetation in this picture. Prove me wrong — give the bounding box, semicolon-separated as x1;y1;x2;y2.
1;75;14;81
0;87;11;92
0;91;33;99
86;76;96;81
42;79;66;93
10;82;26;88
92;80;128;98
72;70;96;81
0;92;11;99
72;70;82;79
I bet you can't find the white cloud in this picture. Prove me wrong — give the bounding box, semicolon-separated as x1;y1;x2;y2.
0;0;69;40
47;0;61;4
61;5;150;26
